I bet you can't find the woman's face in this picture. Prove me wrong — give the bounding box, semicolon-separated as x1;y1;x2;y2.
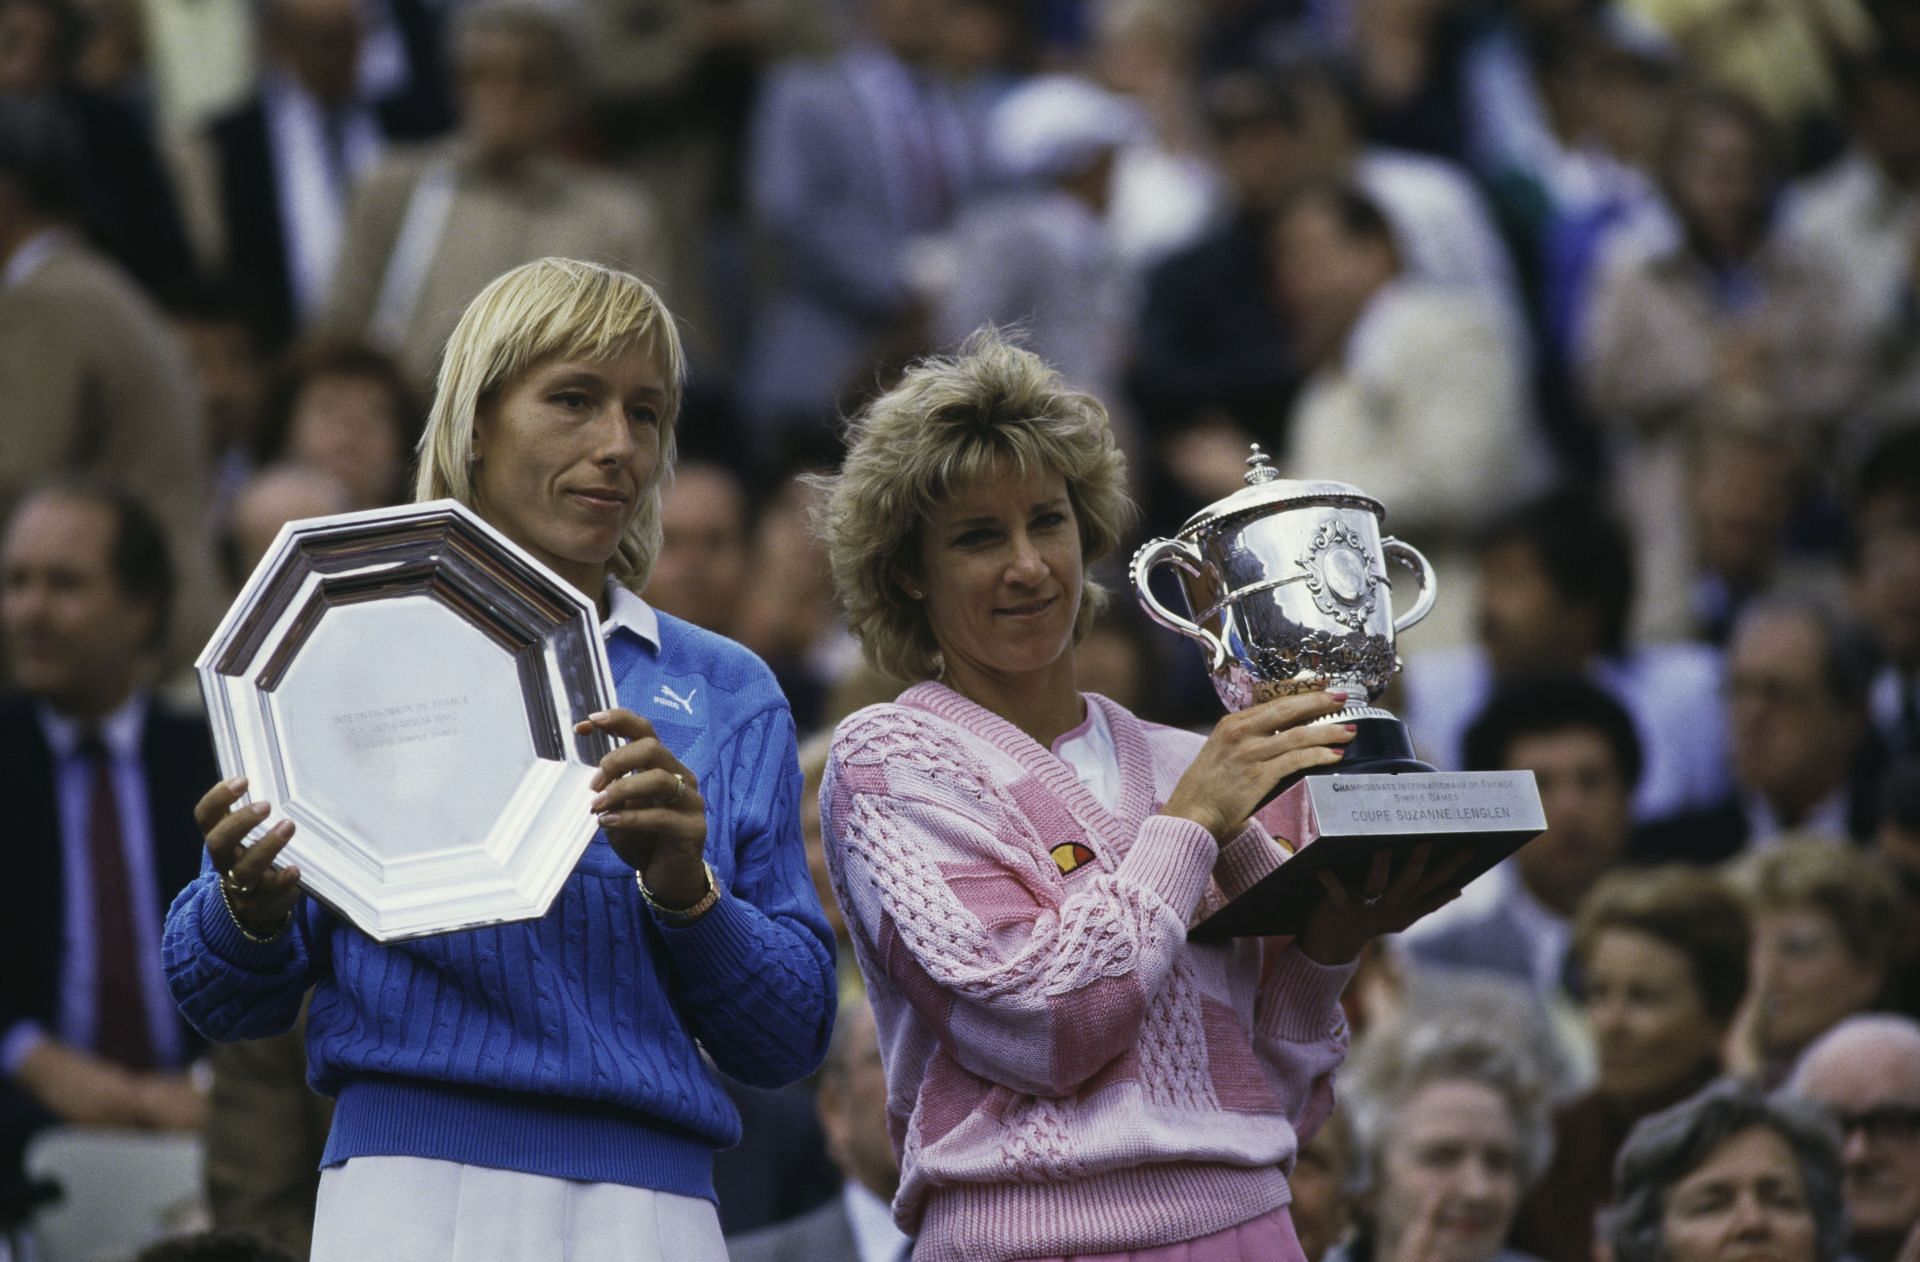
1754;905;1883;1060
1660;1125;1818;1262
1668;110;1768;252
1585;928;1725;1103
471;343;666;599
914;459;1082;690
1374;1078;1523;1262
288;372;404;508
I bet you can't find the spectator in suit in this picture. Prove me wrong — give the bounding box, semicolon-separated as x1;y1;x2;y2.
1779;48;1920;416
251;339;418;511
324;0;667;393
1131;63;1525;517
1128;69;1301;521
0;483;219;1177
1272;183;1544;651
1632;409;1815;647
175;289;275;519
1726;840;1903;1085
1269;55;1524;336
741;0;982;440
1577;92;1867;591
1788;1014;1920;1262
0;97;219;665
1405;678;1640;1005
1635;600;1877;862
1855;519;1920;769
0;0;197;304
199;0;438;348
1511;866;1750;1262
1403;489;1730;825
728;998;907;1262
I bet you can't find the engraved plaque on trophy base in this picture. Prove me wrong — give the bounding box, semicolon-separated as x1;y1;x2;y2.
1189;771;1546;941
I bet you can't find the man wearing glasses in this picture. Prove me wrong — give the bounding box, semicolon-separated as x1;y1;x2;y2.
1789;1014;1920;1262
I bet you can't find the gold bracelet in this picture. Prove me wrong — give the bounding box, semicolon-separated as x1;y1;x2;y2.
637;861;720;924
218;877;292;944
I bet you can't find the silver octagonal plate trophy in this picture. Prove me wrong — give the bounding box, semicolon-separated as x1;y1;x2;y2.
1133;447;1546;939
198;500;618;942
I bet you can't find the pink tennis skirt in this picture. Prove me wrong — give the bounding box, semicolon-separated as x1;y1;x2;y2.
1011;1205;1306;1262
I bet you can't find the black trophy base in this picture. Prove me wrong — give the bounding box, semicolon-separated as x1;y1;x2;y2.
1191;722;1546;940
1260;716;1434;810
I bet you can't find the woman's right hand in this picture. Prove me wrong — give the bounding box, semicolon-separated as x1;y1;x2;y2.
193;776;302;938
1162;691;1355;842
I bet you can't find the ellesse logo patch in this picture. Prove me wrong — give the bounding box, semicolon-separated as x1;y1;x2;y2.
1050;841;1096;875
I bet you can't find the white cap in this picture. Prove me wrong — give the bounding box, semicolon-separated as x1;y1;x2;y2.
990;75;1147;184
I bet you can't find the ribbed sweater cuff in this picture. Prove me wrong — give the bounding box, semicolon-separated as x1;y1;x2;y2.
195;880;300;973
1117;817;1218;922
1261;946;1358;1042
655;888;760;981
1216;826;1285;899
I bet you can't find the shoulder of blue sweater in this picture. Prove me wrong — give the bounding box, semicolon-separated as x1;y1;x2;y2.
650;611;787;713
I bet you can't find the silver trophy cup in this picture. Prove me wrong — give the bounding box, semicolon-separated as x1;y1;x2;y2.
1130;447;1544;938
1131;446;1435;729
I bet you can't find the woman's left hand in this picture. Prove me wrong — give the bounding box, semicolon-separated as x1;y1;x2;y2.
575;709;710;907
1296;843;1471;966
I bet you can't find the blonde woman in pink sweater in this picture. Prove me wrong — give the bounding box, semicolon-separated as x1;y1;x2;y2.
814;330;1466;1262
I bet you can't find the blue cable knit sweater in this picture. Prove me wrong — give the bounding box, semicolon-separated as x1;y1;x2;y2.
162;612;836;1199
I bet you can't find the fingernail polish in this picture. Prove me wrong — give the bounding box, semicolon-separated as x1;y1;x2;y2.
1344;724;1358;733
1328;691;1349;704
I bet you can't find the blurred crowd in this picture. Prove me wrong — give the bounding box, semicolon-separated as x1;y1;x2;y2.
5;0;1920;1256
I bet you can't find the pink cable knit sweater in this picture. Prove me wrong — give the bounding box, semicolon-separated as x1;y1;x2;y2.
821;683;1357;1262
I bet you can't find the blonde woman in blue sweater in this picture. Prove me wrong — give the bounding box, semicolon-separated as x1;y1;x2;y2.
162;258;837;1261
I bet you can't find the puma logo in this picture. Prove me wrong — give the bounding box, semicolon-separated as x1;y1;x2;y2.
653;684;697;715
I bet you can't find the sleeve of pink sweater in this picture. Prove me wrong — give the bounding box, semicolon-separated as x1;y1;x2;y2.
1253;945;1354;1144
826;709;1221;1098
1192;819;1354;1144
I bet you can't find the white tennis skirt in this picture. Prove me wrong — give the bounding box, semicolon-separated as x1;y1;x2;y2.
309;1156;727;1261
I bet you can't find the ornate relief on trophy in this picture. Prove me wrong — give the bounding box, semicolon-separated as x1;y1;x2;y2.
198;501;618;942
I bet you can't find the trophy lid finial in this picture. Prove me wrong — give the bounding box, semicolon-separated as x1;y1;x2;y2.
1244;444;1280;485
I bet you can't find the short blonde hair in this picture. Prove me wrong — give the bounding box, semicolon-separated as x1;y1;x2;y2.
414;257;686;589
815;329;1133;682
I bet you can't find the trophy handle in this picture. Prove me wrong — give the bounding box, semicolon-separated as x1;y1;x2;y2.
1381;537;1437;635
1131;538;1229;673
